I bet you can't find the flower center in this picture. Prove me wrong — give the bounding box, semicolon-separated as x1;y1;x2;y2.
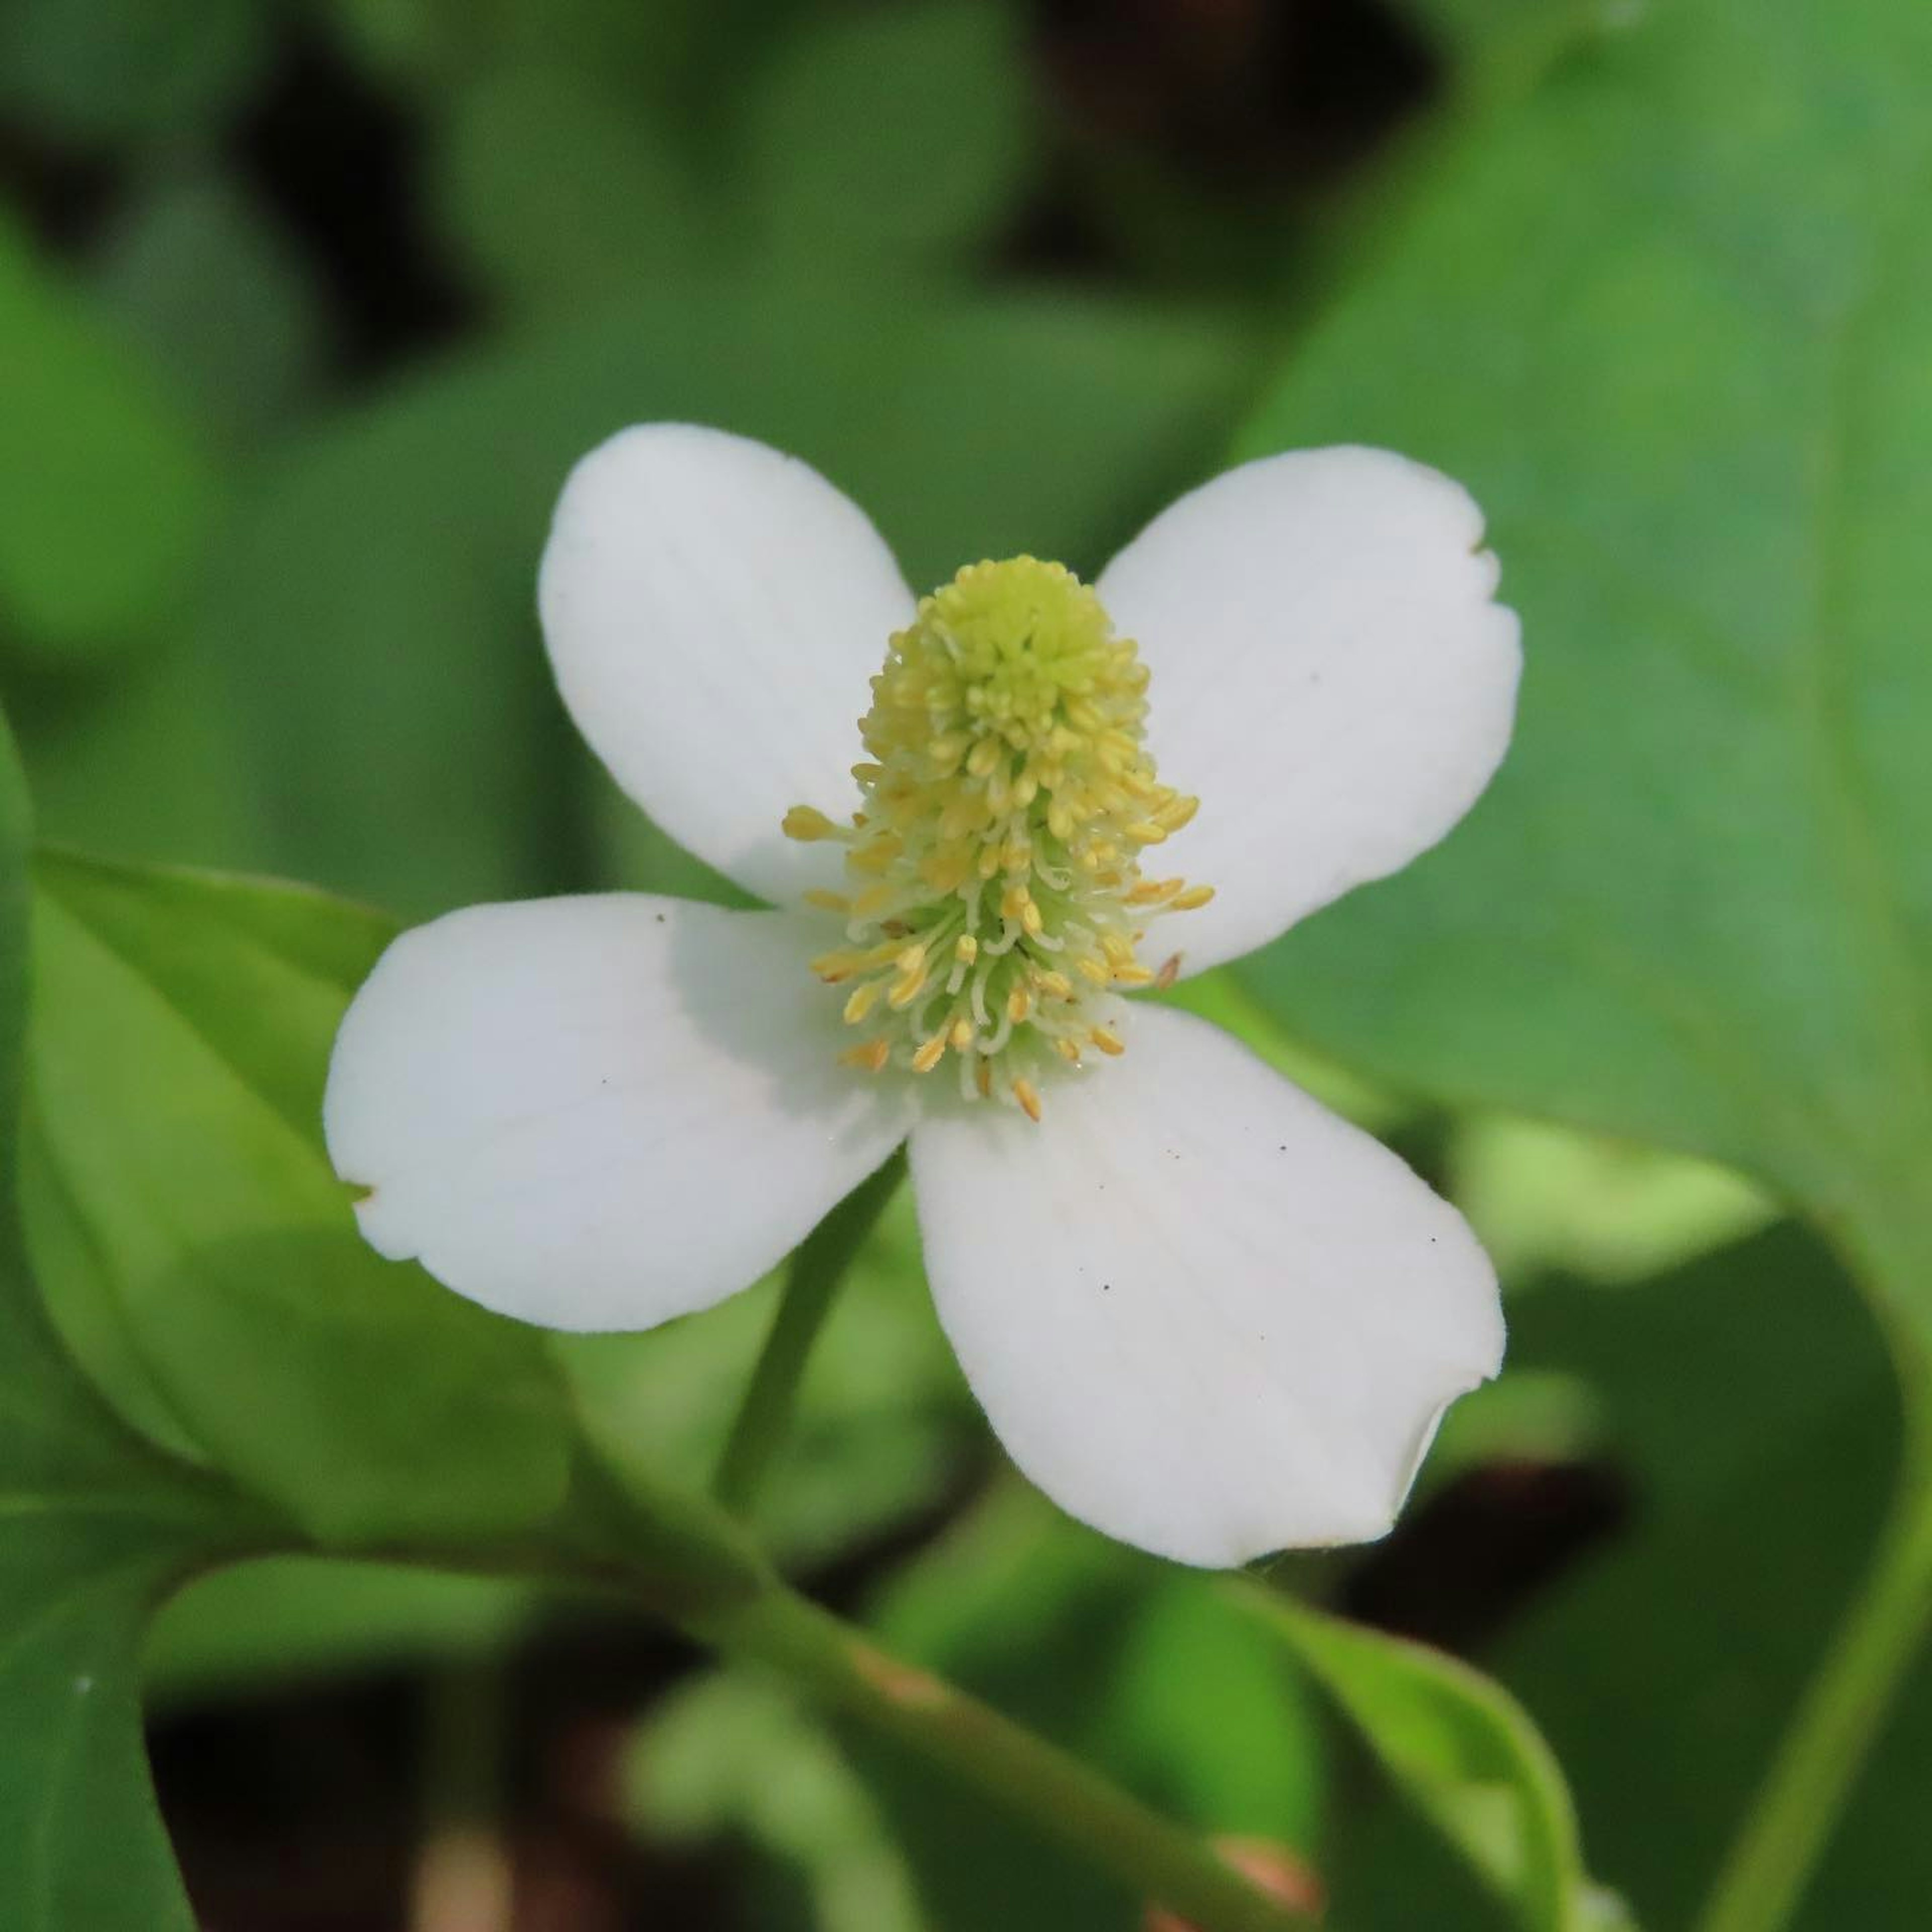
783;556;1211;1116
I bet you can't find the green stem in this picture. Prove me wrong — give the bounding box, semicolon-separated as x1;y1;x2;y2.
693;1584;1314;1932
1696;1213;1932;1932
712;1150;906;1516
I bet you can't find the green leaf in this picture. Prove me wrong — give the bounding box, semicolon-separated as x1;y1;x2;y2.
1233;0;1932;1329
0;214;220;660
23;850;574;1545
743;0;1034;267
198;278;1253;916
1;1491;230;1932
0;713;270;1930
1229;1583;1600;1932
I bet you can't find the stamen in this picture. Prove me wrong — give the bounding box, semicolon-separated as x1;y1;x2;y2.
783;806;842;842
783;555;1211;1111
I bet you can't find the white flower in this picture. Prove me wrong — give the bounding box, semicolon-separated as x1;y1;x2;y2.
324;424;1521;1568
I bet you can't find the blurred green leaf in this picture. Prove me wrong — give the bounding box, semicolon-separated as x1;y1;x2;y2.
200;278;1253;916
90;171;326;449
1396;0;1629;97
0;0;265;140
0;714;266;1931
434;65;705;315
1450;1115;1774;1286
23;850;574;1544
144;1555;546;1711
1097;1573;1325;1853
5;625;268;874
1487;1226;1916;1930
0;214;219;661
630;1668;932;1932
743;0;1033;268
1235;0;1932;1328
558;1189;970;1571
1230;1583;1602;1931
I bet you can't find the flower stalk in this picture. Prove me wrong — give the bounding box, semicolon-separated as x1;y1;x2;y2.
712;1149;908;1515
539;1434;1313;1932
691;1584;1317;1932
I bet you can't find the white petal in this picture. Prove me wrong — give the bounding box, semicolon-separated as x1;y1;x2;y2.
908;1004;1501;1567
1097;447;1521;977
325;895;910;1331
538;425;915;905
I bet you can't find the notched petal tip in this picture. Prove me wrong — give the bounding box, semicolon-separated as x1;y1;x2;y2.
911;1003;1505;1570
1096;443;1525;977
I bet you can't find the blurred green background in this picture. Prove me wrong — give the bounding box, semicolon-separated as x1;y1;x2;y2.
7;0;1931;1928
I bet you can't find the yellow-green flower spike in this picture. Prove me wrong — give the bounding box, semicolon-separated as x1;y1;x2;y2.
784;557;1212;1114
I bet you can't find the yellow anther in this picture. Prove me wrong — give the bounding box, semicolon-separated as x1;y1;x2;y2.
783;805;842;842
1034;969;1074;1000
1006;987;1032;1024
1169;883;1215;911
1111;963;1155;987
1091;1025;1125;1056
843;982;881;1025
976;1058;994;1098
922;848;970;892
1075;955;1112;986
1124;821;1168;845
911;1033;948;1073
840;1038;892;1073
954;934;979;965
804;889;851;913
1156;793;1199;832
949;1016;975;1050
888;970;928;1010
895;942;928;976
1055;1037;1082;1065
1012;1078;1043;1122
848;835;901;874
